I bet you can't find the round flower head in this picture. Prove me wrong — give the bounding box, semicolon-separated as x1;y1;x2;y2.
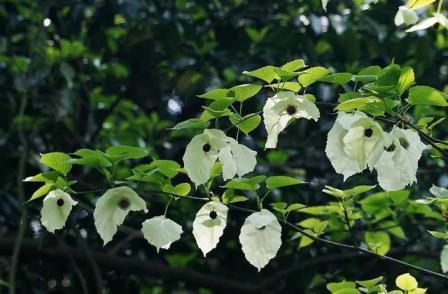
141;216;183;253
183;129;257;186
374;126;426;191
192;201;228;256
94;186;147;245
41;189;77;233
263;91;320;149
326;111;386;180
394;6;418;26
239;209;282;271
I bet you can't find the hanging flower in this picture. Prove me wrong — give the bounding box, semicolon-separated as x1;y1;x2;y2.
41;189;77;233
374;126;426;191
218;138;257;181
183;129;257;186
239;209;282;271
326;111;386;180
94;186;147;245
141;216;183;252
394;6;419;26
263;91;320;149
192;201;228;256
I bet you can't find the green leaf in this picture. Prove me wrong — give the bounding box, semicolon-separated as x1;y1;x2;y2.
407;0;436;9
222;189;248;203
397;67;415;96
265;81;301;92
150;160;181;178
270;202;288;214
286;203;306;212
40;152;72;175
407;85;448;107
29;183;54;201
243;66;279;83
266;176;304;189
379;221;406;239
335;97;382;112
163;183;191;196
343;185;376;197
428;230;448;239
273;67;299;81
327;281;357;292
281;59;306;72
201;98;234;118
353;66;382;84
228;84;262;102
355;276;383;288
197;88;230;100
222;175;266;191
441;244;448;273
245;27;269;43
171;118;210;130
23;171;60;183
71;149;112;168
298;66;331;87
229;113;261;135
319;73;353;85
105;145;148;161
364;231;390;255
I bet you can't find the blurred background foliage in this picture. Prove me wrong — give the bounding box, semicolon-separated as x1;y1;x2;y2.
1;0;448;293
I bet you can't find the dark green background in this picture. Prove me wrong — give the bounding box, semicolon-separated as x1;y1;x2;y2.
1;0;448;293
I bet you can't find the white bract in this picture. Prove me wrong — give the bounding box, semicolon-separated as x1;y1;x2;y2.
192;201;228;256
141;216;183;252
406;13;448;32
239;209;282;271
394;6;419;26
263;91;320;149
41;189;77;233
326;112;386;180
374;126;426;191
183;129;257;186
94;186;147;245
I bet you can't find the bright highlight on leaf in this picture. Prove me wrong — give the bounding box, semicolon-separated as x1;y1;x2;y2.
41;189;77;233
141;216;183;253
239;209;282;271
395;273;418;291
192;201;228;257
263;91;320;149
94;186;147;245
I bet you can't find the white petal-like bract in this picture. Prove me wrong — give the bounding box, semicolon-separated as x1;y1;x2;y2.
375;126;426;191
326;112;386;180
41;189;77;233
183;129;257;186
394;6;418;26
263;91;320;149
94;186;148;245
239;209;282;271
142;216;183;252
192;201;228;256
219;139;257;181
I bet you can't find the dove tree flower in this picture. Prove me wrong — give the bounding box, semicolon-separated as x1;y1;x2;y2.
183;129;257;186
394;6;419;26
41;189;77;233
141;216;183;252
326;111;386;180
94;186;148;245
374;126;426;191
239;209;282;271
263;91;320;149
192;201;228;256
